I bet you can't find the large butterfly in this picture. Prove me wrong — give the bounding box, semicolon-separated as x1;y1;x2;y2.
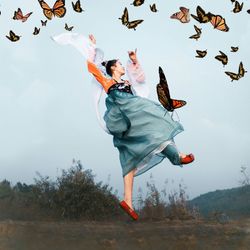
130;0;145;7
13;8;32;22
38;0;66;20
170;7;190;23
215;51;228;66
6;30;21;42
119;7;143;30
72;0;83;12
210;14;229;32
191;6;213;23
156;67;186;112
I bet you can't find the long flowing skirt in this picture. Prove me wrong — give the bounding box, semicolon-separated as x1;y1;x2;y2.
104;90;184;177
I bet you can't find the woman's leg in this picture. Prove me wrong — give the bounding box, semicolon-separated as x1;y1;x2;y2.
161;141;182;165
123;168;136;209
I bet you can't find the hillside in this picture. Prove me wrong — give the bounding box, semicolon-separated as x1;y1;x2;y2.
189;185;250;219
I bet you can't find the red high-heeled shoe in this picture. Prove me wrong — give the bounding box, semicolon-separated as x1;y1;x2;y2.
180;154;195;164
119;200;139;220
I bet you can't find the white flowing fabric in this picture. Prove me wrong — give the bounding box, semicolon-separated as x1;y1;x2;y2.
51;32;150;134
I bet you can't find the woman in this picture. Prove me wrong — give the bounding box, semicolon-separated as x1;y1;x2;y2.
87;35;195;220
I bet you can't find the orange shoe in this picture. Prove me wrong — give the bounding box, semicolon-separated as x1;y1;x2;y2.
180;154;195;164
119;200;139;220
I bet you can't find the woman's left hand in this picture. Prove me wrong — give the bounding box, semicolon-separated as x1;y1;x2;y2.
128;48;138;64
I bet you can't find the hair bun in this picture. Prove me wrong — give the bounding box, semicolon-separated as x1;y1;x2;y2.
101;61;108;67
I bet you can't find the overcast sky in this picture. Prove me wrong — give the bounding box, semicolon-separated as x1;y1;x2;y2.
0;0;250;201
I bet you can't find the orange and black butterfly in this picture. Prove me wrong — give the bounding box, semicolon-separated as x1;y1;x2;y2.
215;51;228;66
191;6;213;23
150;4;158;12
72;0;83;12
210;14;229;32
119;7;143;30
33;27;40;35
156;67;186;112
38;0;66;20
170;7;190;23
13;8;32;22
6;30;21;42
131;0;145;7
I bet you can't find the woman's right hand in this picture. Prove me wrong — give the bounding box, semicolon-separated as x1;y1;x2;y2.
89;34;96;45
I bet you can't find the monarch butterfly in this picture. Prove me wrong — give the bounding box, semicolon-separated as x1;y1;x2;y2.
6;30;21;42
72;0;83;13
13;8;32;22
156;67;186;112
210;14;229;32
231;46;239;52
191;6;213;23
119;7;143;30
215;51;228;66
170;7;190;23
38;0;66;20
195;50;207;58
130;0;145;7
33;27;40;35
150;4;158;12
65;23;74;31
232;1;243;13
41;19;47;26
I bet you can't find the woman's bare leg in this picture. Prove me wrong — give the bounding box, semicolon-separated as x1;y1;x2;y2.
123;168;136;209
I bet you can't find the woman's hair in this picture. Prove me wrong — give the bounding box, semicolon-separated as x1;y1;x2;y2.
101;59;117;76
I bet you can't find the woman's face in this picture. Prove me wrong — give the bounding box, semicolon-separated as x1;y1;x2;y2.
113;60;125;75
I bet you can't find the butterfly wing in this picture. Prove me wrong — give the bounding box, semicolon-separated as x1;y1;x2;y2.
172;99;187;109
238;62;247;77
225;71;239;81
119;7;129;25
126;19;143;30
53;0;66;17
72;0;83;12
38;0;53;20
210;15;229;32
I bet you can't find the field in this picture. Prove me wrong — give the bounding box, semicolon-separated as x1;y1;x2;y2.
1;219;250;250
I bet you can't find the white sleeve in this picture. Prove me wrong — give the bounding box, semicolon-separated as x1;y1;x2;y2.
126;59;150;98
51;32;111;134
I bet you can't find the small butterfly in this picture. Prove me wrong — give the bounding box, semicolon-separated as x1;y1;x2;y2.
210;14;229;32
191;6;213;23
247;9;250;14
232;1;243;13
130;0;145;7
72;0;83;12
65;23;74;31
41;20;47;26
195;50;207;58
33;27;40;35
150;4;158;12
119;7;143;30
215;51;228;67
6;30;21;42
170;7;190;23
189;25;202;40
231;46;239;52
156;67;186;112
13;8;32;22
225;62;247;81
38;0;66;20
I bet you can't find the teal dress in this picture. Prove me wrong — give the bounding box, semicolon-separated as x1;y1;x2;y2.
104;84;184;177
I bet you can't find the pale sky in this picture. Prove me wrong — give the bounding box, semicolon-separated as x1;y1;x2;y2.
0;0;250;201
